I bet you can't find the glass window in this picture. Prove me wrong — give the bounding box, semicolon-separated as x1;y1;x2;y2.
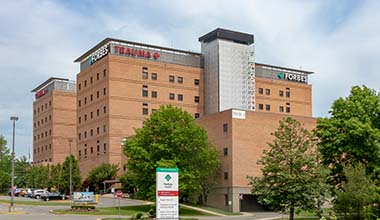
258;104;263;110
265;89;270;95
142;72;148;79
194;79;199;86
286;91;290;98
223;148;228;156
258;88;263;94
177;76;183;83
286;107;291;113
152;91;157;98
169;75;175;83
142;108;149;115
178;94;183;101
151;73;157;80
194;96;199;103
194;113;200;118
279;106;284;112
279;90;284;97
224;172;228;180
142;90;148;97
266;104;271;111
169;93;175;100
223;124;228;132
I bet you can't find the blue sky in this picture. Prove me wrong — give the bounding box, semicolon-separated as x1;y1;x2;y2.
0;0;379;158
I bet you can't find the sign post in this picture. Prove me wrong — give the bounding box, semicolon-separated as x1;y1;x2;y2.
156;167;179;220
116;190;122;218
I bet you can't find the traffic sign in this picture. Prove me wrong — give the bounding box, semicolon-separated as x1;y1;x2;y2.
116;190;123;199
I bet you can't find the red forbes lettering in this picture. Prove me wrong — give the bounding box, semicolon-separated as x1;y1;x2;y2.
114;46;160;60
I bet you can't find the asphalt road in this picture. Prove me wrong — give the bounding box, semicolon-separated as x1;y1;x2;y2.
0;195;282;220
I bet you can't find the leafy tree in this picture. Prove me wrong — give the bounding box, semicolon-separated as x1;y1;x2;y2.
334;163;378;220
86;163;119;192
0;135;11;192
26;165;49;188
49;163;63;192
248;117;329;220
316;86;380;185
14;156;31;188
124;105;220;202
61;155;82;194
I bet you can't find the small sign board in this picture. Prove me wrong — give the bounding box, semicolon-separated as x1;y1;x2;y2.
156;167;179;220
116;190;123;200
73;192;95;203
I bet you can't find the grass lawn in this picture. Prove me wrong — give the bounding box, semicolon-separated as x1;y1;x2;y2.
52;204;214;216
0;199;71;206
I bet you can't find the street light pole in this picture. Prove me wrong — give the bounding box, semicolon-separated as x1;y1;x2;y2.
9;116;18;212
68;139;73;199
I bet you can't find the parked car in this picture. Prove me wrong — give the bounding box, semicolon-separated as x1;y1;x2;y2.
19;188;28;197
40;192;67;201
26;188;35;198
32;189;48;199
8;188;21;197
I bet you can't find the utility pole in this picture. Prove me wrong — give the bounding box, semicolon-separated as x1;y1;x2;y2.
68;138;73;199
9;116;18;212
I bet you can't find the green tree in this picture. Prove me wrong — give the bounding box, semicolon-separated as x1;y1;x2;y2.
124;105;220;202
61;155;82;194
334;163;378;220
316;86;380;185
0;135;11;192
26;165;49;188
49;163;63;192
14;156;31;188
248;117;329;220
86;163;119;192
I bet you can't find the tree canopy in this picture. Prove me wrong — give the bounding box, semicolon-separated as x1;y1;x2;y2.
123;105;220;202
86;163;119;192
248;117;329;220
315;86;380;185
0;135;11;191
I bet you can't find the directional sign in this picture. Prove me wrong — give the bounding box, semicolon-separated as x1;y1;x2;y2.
156;167;179;220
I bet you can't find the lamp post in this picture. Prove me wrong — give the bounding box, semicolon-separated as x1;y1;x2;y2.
9;116;18;212
68;139;73;199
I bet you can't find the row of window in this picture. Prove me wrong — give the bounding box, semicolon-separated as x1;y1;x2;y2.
141;103;200;118
142;66;200;86
258;103;291;113
78;106;107;124
34;129;52;141
258;87;291;98
78;124;107;140
78;142;107;160
34;144;52;154
34;158;52;164
34;115;52;128
78;88;107;108
78;69;107;91
142;86;200;103
34;101;52;115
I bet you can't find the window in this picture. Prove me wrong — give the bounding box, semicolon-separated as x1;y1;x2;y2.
178;94;183;101
194;113;200;119
223;123;228;132
97;109;100;116
177;76;183;83
84;148;87;155
104;143;107;151
142;89;148;97
194;96;199;103
169;75;175;83
279;106;284;112
103;88;106;95
169;93;175;100
103;69;107;77
84;114;87;121
90;94;93;101
79;100;81;107
286;106;291;113
34;110;36;115
97;127;99;134
103;124;106;132
223;148;228;156
90;77;93;84
97;145;100;152
45;103;47;109
266;104;271;111
49;115;51;121
142;72;148;79
97;73;100;80
286;91;290;98
84;97;87;104
258;88;263;94
265;89;271;95
258;104;263;110
84;80;87;87
142;108;149;115
90;112;93;119
79;133;81;140
79;150;81;157
152;91;157;98
151;73;157;80
49;101;51;106
194;79;199;86
152;109;157;113
91;147;93;154
79;83;81;91
97;91;100;98
84;131;87;138
103;106;107;114
90;129;93;136
224;172;228;180
279;90;284;97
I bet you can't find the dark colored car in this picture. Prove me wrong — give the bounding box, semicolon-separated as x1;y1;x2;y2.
8;188;21;197
41;192;67;201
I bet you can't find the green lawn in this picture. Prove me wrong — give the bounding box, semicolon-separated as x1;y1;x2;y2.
52;204;214;216
0;199;71;206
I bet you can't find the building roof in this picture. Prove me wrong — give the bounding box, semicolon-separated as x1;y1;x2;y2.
74;38;202;63
256;62;314;75
31;77;69;92
198;28;254;45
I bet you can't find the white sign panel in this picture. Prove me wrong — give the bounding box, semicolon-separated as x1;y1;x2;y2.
232;109;246;119
156;167;179;220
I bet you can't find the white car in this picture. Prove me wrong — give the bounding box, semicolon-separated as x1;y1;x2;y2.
32;189;48;199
